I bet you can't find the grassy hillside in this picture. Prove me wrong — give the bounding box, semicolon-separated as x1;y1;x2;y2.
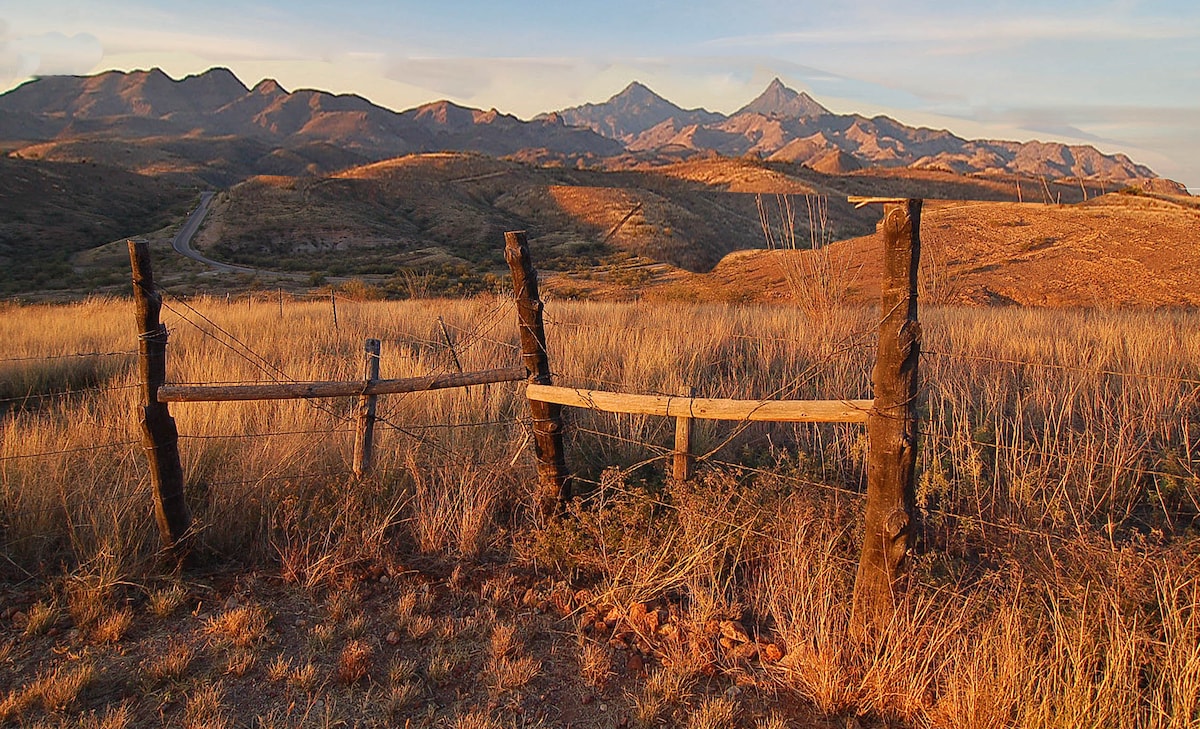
0;156;194;295
657;192;1200;307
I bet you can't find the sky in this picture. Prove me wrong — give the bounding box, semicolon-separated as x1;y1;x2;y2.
1;0;1198;190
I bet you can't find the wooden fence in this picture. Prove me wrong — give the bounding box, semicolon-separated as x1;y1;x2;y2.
128;197;922;628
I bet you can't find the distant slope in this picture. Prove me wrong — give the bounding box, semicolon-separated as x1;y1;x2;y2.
0;156;192;294
671;194;1200;307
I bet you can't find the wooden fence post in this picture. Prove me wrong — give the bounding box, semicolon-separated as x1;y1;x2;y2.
672;386;696;482
128;240;191;553
853;199;922;629
504;231;570;515
353;338;382;478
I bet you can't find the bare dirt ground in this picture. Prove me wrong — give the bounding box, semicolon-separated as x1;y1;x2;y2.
0;555;820;729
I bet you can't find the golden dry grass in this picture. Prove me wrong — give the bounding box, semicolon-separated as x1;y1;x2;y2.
1;294;1198;726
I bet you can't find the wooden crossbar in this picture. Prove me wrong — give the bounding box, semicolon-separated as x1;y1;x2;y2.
526;384;872;423
158;366;527;402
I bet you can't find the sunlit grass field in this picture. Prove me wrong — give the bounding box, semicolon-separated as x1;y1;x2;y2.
1;295;1198;727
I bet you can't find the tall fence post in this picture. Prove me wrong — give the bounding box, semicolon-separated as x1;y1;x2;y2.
672;386;696;482
853;199;922;629
353;338;381;478
504;231;570;516
128;240;191;553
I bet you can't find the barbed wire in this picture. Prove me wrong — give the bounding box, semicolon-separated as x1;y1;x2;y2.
178;428;357;440
0;440;139;462
0;350;138;364
0;383;140;405
924;349;1200;388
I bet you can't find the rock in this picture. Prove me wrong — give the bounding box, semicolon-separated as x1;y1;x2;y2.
379;575;390;585
604;606;623;625
625;653;645;675
728;641;758;662
761;643;784;662
521;588;537;607
657;623;680;641
719;637;738;651
581;694;594;705
608;637;629;650
223;595;240;610
719;620;750;643
386;631;401;646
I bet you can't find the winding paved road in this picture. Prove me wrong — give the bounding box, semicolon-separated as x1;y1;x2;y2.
172;191;311;279
171;192;255;274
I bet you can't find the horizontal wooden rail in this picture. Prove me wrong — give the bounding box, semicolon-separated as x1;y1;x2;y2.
527;384;872;423
158;366;527;403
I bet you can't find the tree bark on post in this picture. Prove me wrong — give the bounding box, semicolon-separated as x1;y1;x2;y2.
352;338;381;478
852;199;922;630
128;240;191;553
504;231;570;516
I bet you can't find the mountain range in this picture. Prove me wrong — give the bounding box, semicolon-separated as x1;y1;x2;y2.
0;67;1175;188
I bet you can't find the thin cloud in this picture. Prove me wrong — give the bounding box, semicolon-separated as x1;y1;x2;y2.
707;13;1199;50
0;29;103;81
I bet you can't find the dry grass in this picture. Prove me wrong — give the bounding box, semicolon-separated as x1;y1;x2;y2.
203;604;271;648
143;642;195;684
2;295;1199;726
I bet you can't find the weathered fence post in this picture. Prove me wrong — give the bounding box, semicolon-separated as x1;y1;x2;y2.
853;199;922;630
128;240;191;553
504;231;570;515
352;338;381;478
672;386;696;482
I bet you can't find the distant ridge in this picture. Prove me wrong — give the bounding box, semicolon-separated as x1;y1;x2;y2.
0;67;1179;190
551;81;724;142
734;77;829;119
551;78;1168;186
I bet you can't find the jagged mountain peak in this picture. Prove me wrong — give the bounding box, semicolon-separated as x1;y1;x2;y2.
251;78;288;96
736;78;829;119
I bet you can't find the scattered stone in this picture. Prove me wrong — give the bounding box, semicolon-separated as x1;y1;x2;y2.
728;641;759;662
223;595;240;610
604;606;623;624
719;620;750;643
521;588;537;607
386;631;401;646
599;703;607;712
762;643;784;662
581;694;594;705
626;653;645;675
719;637;738;652
657;623;680;641
608;637;629;650
379;575;390;586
